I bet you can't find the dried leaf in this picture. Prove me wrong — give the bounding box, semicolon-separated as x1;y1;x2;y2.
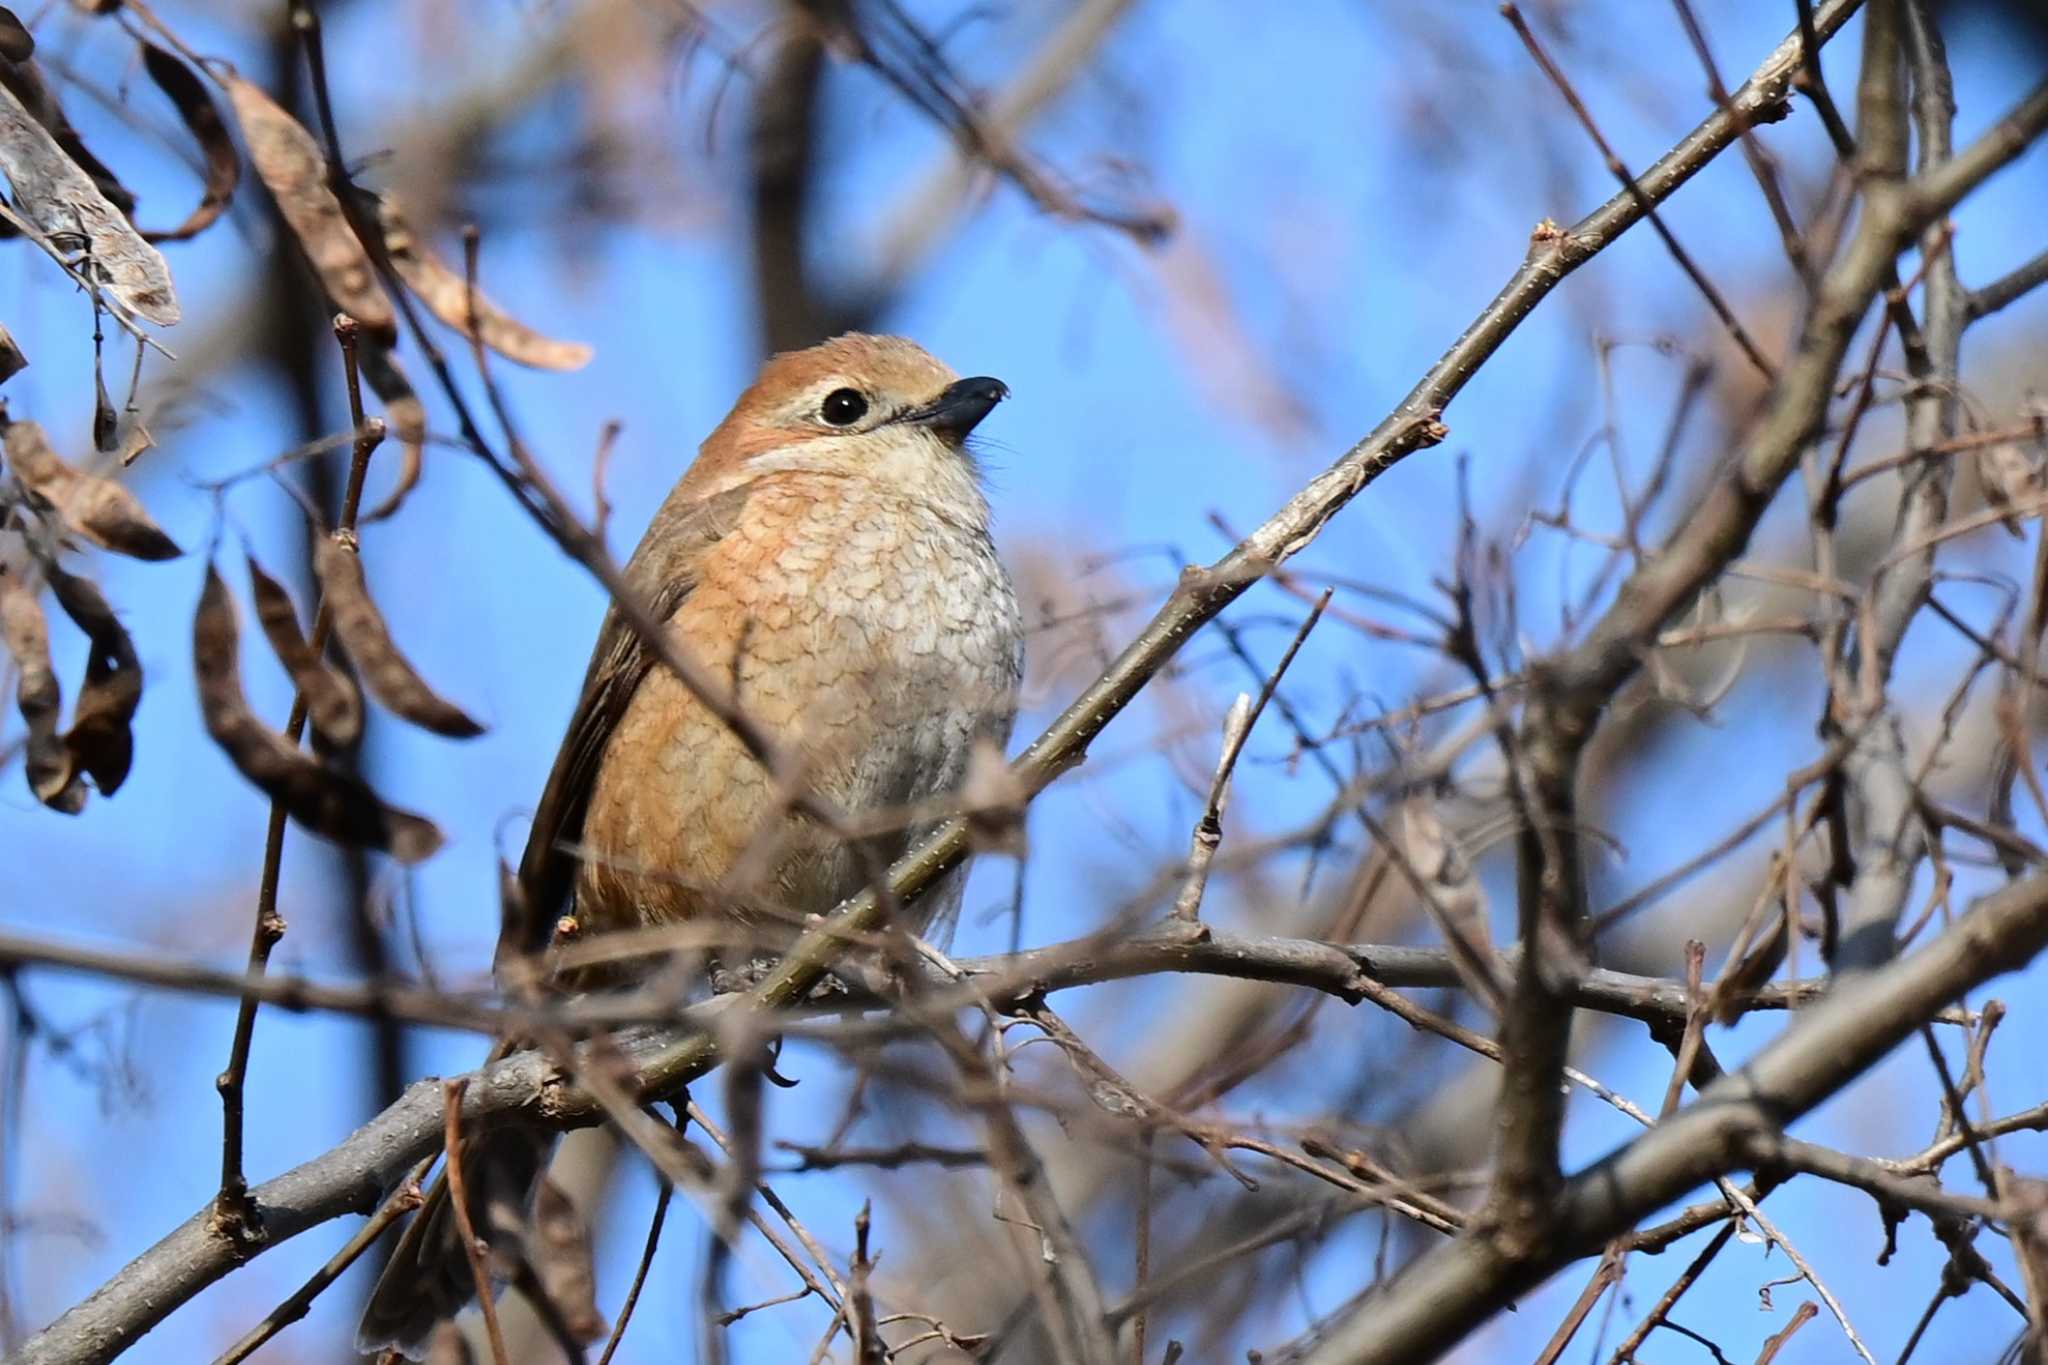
223;74;394;338
530;1177;609;1343
246;553;361;748
375;195;592;371
0;9;32;64
193;565;441;863
3;415;181;559
961;736;1027;856
47;566;139;794
139;42;238;243
357;342;425;523
314;538;483;738
1398;793;1502;1009
494;857;543;994
1399;794;1486;944
0;322;24;385
115;418;153;467
1979;439;2043;538
0;65;175;325
0;569;81;810
0;56;134;218
91;364;114;453
1709;905;1790;1026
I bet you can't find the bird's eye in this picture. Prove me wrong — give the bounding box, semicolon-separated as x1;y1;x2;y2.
820;388;869;426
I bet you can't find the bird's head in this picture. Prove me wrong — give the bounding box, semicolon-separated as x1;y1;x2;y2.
691;333;1008;500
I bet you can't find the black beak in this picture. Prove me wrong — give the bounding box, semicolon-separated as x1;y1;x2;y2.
903;376;1007;439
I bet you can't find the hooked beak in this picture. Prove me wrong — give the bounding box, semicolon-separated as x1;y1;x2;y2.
901;376;1008;439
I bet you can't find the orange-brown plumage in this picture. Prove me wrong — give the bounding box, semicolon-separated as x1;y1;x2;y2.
527;332;1021;954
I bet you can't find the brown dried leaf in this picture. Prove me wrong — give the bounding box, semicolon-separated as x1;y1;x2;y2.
0;323;24;385
1398;793;1502;1010
115;418;153;468
3;415;181;559
47;566;139;794
1399;794;1487;945
494;857;543;996
530;1177;609;1343
139;43;238;243
0;569;80;810
0;56;134;218
193;565;441;862
357;342;425;523
91;365;114;453
0;65;175;325
223;74;394;339
1978;439;2043;538
0;9;32;64
961;736;1027;856
246;554;362;748
1709;907;1790;1025
374;195;592;371
313;538;483;738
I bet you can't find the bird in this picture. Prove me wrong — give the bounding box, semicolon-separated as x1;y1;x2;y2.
358;333;1023;1358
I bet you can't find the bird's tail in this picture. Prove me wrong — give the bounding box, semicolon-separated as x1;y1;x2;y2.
355;1126;553;1360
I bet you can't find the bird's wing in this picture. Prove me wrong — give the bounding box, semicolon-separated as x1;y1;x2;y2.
511;483;753;955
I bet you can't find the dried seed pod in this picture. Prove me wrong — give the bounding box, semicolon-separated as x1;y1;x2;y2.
0;51;133;216
115;418;154;468
960;735;1027;856
0;568;81;810
0;7;33;64
139;42;238;243
193;565;441;863
91;365;114;453
313;538;483;738
1399;792;1503;1009
374;195;592;372
223;74;394;339
1979;439;2043;538
0;66;176;325
494;858;542;997
530;1177;608;1344
47;566;139;794
357;343;426;524
1709;906;1791;1026
3;416;181;559
0;323;25;386
247;553;362;748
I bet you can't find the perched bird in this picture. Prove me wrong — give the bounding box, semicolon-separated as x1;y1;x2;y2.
359;333;1023;1357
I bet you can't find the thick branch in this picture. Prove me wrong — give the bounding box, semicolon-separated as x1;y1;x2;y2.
1966;245;2048;320
1834;0;1965;973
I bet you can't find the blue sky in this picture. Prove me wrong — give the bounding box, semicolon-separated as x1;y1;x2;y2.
5;2;2048;1361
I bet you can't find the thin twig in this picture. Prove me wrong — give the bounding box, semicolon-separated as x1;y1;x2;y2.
1503;3;1777;379
1171;590;1330;920
593;1125;676;1365
210;1158;432;1365
442;1080;510;1365
212;317;384;1246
